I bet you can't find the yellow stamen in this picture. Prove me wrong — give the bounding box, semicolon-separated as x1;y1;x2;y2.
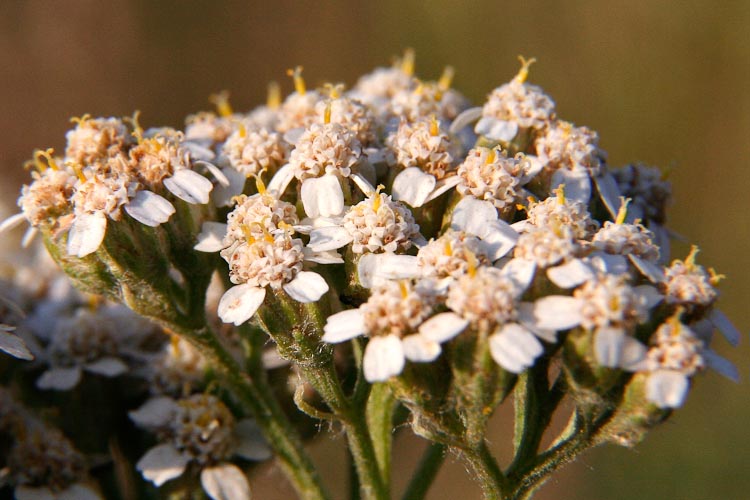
230;194;247;206
69;113;92;126
170;333;181;353
278;221;294;234
667;307;685;335
324;83;344;99
615;197;631;225
238;123;247;138
708;268;725;285
466;250;478;278
429;115;440;137
66;161;88;183
438;66;455;91
33;148;59;171
401;48;415;76
371;184;385;212
414;80;424;95
241;224;257;244
684;245;700;271
324;101;332;124
515;203;527;212
513;55;537;84
553;184;566;205
125;110;144;143
287;66;306;95
267;81;281;109
209;91;233;118
398;280;409;299
444;239;453;257
254;169;267;194
485;148;497;164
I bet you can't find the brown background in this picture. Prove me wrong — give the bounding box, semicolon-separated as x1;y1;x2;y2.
1;1;748;498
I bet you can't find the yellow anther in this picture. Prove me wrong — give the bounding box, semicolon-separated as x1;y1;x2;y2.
267;81;281;109
240;224;257;244
125;110;144;143
438;66;455;91
33;148;59;171
69;113;92;126
444;239;453;257
466;250;478;278
398;280;409;299
414;80;424;95
485;147;497;164
209;91;233;118
66;161;88;183
238;123;247;138
169;333;181;353
429;115;440;137
371;184;385;212
667;307;685;335
708;268;725;285
323;101;332;124
683;245;700;271
253;169;268;194
553;184;566;205
513;55;537;84
278;221;294;234
323;83;345;99
515;203;527;212
615;197;631;225
287;66;306;95
608;295;621;312
401;48;416;76
230;194;247;206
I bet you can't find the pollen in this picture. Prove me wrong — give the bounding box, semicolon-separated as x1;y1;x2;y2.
267;81;281;109
400;48;416;76
287;66;306;95
209;90;233;118
438;66;455;91
513;55;537;84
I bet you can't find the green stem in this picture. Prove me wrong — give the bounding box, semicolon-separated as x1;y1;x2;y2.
401;442;446;500
461;442;507;499
366;383;396;490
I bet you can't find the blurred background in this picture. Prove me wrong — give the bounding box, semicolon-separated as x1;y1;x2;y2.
1;1;748;498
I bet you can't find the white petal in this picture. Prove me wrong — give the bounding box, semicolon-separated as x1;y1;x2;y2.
350;172;376;196
646;370;689;408
530;296;583;331
391;167;436;208
197;160;229;186
628;254;664;283
499;258;536;292
283;271;329;303
308;226;353;252
449;106;483;135
418;312;468;343
129;396;178;429
620;336;647;371
589;252;629;275
423;175;461;204
164;169;213;204
125;190;176;226
475;116;518;142
0;331;34;360
519;155;544;184
634;285;663;310
709;309;741;346
302;248;344;264
137;444;189;486
451;197;497;236
593;172;621;219
402;335;441;362
67;212;107;257
651;223;671;264
702;349;739;382
357;253;420;288
201;464;251;500
489;324;543;373
58;484;102;500
301;175;344;218
363;334;405;382
218;285;266;325
283;127;305;145
547;259;594;289
182;142;216;162
36;367;83;391
478;220;519;261
594;327;625;368
551;166;591;204
266;163;295;195
322;309;366;343
85;357;128;377
0;212;27;233
195;222;228;252
234;419;273;461
21;226;39;248
212;167;247;206
14;486;56;500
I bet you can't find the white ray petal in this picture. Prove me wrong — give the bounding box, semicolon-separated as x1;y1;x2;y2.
195;222;228;252
322;309;366;343
164;169;213;204
234;419;273;461
0;330;34;360
499;258;536;293
593;172;621;219
646;370;689;409
267;163;295;195
308;226;352;252
351;172;376;196
449;106;483;134
392;167;436;208
628;254;664;283
301;175;344;218
0;212;26;233
451;196;497;235
702;349;739;382
283;271;329;303
589;252;629;275
36;366;83;391
594;327;625;368
67;212;107;257
129;396;179;429
709;309;741;346
85;357;128;377
125;190;175;226
489;323;543;373
547;258;594;289
357;253;420;288
201;464;251;500
218;285;266;326
475;116;518;142
530;296;583;331
402;334;441;362
137;444;190;486
551;166;591;204
620;336;647;371
423;175;461;204
363;334;405;382
211;167;247;206
479;220;519;261
58;484;101;500
418;312;468;343
634;285;663;310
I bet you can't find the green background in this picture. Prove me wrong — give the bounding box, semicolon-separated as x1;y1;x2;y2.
1;1;748;498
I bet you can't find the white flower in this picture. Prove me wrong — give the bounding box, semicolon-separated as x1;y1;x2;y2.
130;394;271;500
0;324;33;360
450;196;519;261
